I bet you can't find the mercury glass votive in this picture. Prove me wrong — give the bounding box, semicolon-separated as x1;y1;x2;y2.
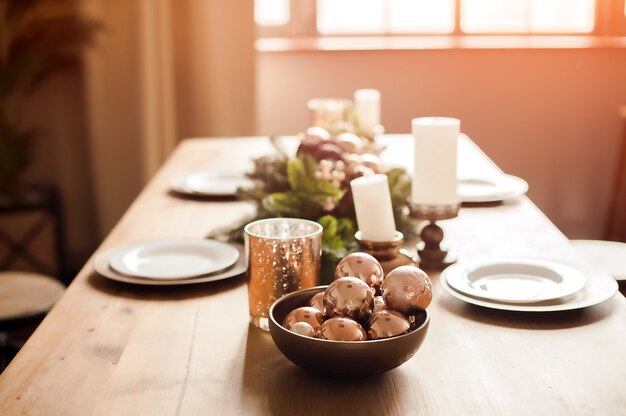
244;218;323;331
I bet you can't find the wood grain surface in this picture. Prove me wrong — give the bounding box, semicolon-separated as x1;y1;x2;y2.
0;136;625;415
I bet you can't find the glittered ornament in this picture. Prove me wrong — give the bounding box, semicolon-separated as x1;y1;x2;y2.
290;322;317;338
373;296;386;313
367;310;411;340
324;276;374;322
335;252;384;293
283;306;325;331
381;266;432;314
319;317;367;341
309;292;325;314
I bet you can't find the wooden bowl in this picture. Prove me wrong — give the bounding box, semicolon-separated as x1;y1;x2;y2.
268;286;429;377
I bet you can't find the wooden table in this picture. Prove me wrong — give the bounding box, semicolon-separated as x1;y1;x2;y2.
1;136;625;415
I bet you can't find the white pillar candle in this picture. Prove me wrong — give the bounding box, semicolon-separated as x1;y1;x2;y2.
350;174;397;242
354;89;381;135
411;117;460;206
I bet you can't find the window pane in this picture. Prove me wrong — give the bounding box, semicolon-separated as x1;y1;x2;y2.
389;0;455;33
255;0;290;26
461;0;529;33
530;0;595;33
318;0;385;34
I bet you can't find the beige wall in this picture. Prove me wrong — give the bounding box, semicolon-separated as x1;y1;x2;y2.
256;48;626;239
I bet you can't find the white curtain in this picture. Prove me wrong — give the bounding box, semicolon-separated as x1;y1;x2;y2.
82;0;255;236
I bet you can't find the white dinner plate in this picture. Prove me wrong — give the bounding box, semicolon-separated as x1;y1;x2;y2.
170;171;253;196
94;244;246;286
109;239;239;280
443;258;587;303
440;260;618;312
457;174;528;203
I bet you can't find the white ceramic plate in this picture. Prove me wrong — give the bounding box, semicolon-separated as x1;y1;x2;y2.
444;258;586;303
457;174;528;203
571;240;626;281
170;171;253;196
94;244;246;286
440;261;618;312
109;239;239;280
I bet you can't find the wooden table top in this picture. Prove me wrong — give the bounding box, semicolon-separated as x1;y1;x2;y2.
1;136;625;415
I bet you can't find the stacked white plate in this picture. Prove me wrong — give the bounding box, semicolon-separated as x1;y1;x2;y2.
169;171;254;197
440;258;618;312
93;239;245;285
457;174;528;203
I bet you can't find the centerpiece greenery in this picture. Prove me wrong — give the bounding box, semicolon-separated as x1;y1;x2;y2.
212;130;417;283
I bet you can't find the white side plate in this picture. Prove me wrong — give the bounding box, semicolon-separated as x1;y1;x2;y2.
458;174;528;203
94;244;246;285
109;239;239;280
444;258;586;303
170;171;253;196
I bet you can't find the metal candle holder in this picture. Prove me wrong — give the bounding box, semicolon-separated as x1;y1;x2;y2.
355;231;416;275
409;203;460;271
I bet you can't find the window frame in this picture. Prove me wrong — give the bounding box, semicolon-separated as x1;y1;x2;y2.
255;0;626;38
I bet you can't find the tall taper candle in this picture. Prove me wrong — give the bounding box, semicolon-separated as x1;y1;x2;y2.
351;174;397;242
411;117;460;206
354;89;381;135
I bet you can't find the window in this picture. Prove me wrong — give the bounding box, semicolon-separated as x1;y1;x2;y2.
255;0;290;26
461;0;595;33
255;0;625;36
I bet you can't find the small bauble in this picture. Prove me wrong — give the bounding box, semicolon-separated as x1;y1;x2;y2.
305;126;331;141
309;292;325;314
283;306;325;331
319;317;367;341
360;154;382;173
290;322;317;338
323;276;374;322
381;266;432;314
335;252;384;293
367;310;411;340
336;133;363;154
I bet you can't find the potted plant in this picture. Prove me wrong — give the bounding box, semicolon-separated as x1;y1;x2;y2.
0;0;100;195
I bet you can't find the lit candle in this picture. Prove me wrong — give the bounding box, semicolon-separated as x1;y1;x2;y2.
350;174;397;242
411;117;460;206
354;89;381;135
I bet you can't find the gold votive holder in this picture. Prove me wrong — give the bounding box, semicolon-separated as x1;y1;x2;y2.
355;231;417;275
409;203;460;271
244;218;323;331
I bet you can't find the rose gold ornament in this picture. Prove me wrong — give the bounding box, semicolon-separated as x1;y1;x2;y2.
360;154;382;173
309;292;325;314
289;321;317;338
381;266;432;314
323;276;374;322
283;306;325;331
336;133;363;154
335;252;384;293
373;295;386;313
319;317;367;341
367;310;411;340
306;126;331;141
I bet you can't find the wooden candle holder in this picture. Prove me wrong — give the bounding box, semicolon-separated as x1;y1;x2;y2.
354;231;416;275
409;203;460;271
